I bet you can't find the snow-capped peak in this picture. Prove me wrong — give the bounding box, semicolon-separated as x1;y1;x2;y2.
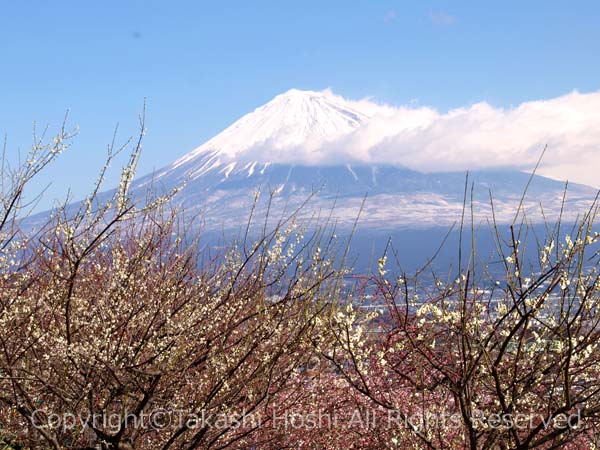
171;88;369;170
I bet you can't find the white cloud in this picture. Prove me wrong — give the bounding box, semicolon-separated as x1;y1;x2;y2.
315;90;600;188
428;10;457;26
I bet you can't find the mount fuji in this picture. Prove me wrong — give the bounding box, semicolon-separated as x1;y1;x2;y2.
127;89;596;232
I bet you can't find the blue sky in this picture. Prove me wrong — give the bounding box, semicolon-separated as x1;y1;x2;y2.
1;1;600;207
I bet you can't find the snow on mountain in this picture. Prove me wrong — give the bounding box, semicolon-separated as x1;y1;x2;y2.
129;89;597;231
167;89;369;179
